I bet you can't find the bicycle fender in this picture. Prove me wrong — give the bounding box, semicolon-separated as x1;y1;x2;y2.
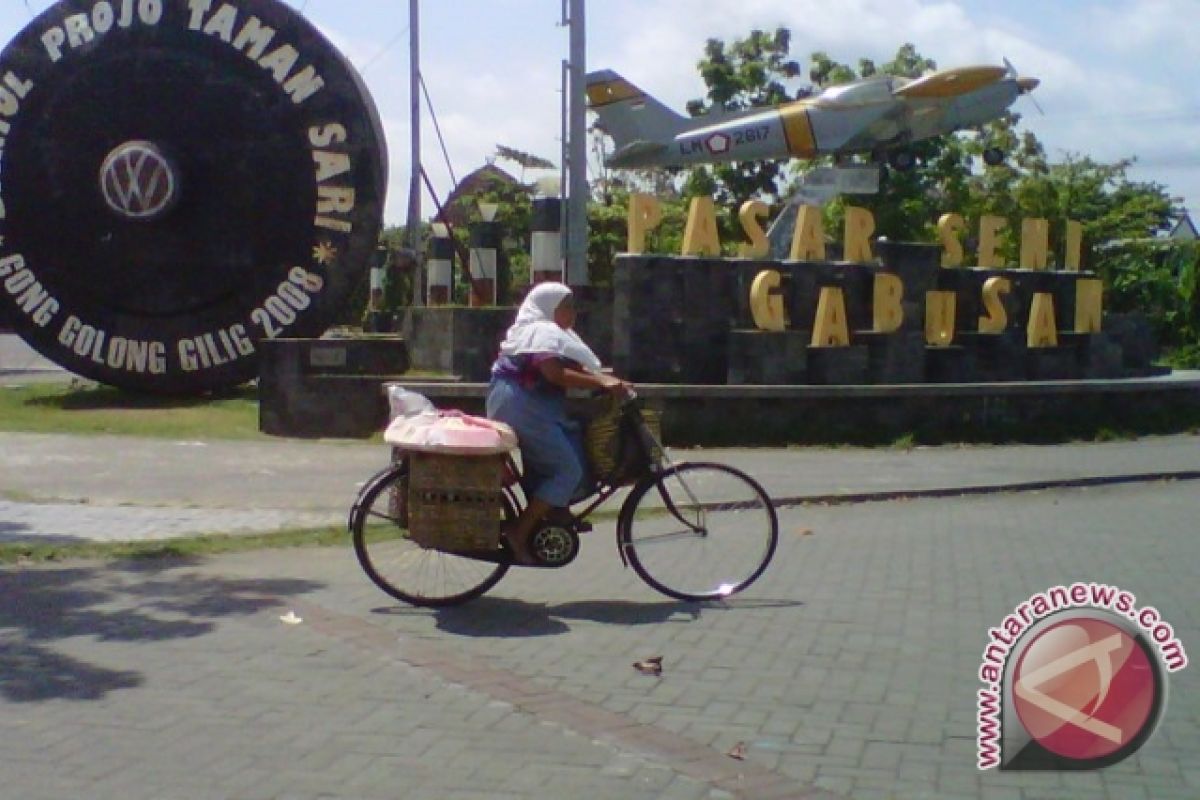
348;462;407;532
615;473;661;568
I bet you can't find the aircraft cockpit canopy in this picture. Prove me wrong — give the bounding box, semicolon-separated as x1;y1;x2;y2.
816;76;907;105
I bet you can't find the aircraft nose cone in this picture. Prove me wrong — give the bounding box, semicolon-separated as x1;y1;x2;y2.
1017;76;1040;92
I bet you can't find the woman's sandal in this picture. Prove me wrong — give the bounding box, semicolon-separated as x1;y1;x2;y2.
545;508;593;533
499;527;541;566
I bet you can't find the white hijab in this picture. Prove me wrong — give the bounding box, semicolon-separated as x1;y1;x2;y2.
498;282;603;372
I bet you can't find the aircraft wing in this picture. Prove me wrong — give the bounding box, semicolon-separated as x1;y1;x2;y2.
893;66;1007;99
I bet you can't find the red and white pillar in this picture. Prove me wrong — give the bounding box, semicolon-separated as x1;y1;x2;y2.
469;203;499;307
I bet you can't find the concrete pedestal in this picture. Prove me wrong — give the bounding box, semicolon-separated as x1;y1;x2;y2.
259;336;410;438
806;345;869;385
926;346;978;383
857;331;926;384
727;330;809;385
1026;346;1082;381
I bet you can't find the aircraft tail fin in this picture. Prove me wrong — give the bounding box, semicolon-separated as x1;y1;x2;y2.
586;70;688;167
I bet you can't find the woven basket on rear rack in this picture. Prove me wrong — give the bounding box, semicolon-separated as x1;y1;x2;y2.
585;399;662;487
406;452;505;552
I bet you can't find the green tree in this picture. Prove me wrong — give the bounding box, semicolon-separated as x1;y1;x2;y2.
794;44;969;243
684;27;801;210
442;173;533;304
587;187;690;285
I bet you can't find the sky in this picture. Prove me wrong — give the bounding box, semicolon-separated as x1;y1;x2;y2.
2;0;1197;228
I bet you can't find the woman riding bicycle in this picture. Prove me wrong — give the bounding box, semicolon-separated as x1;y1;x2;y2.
487;282;632;564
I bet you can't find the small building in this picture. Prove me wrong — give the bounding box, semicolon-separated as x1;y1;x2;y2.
1168;213;1197;241
437;163;525;228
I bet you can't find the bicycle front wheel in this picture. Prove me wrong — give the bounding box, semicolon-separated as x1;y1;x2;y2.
350;463;510;607
618;462;778;601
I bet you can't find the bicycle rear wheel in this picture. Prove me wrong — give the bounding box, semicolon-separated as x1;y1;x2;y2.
618;462;777;601
350;463;510;607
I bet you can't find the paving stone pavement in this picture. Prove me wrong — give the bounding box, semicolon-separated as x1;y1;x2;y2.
1;479;1197;799
3;429;1200;543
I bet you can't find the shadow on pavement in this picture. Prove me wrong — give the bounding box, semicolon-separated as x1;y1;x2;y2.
704;598;806;610
373;595;806;638
0;532;98;545
0;560;323;703
0;519;32;538
426;597;705;638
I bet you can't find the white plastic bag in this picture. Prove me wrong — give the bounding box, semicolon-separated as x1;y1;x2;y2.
386;384;436;421
385;409;518;454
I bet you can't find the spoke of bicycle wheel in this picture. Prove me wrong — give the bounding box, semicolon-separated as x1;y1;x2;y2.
625;528;705;549
626;464;776;600
661;474;705;530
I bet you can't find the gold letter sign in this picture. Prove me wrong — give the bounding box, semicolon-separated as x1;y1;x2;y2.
750;270;787;332
681;197;721;257
790;205;827;261
1027;293;1059;347
873;273;904;333
925;291;957;346
811;287;850;347
627;194;662;255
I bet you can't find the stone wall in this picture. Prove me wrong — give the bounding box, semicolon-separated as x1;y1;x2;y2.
368;377;1200;447
259;336;409;438
614;243;1158;386
401;294;614;381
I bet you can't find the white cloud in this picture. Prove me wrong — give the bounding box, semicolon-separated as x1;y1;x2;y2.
304;1;1198;220
1092;0;1200;56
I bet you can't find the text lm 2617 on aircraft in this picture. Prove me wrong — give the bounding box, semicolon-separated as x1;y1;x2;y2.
586;61;1039;172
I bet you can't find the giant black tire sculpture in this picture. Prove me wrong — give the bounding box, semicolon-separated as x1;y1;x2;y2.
0;0;387;392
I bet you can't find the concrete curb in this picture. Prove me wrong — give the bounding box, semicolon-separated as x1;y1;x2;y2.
771;469;1200;509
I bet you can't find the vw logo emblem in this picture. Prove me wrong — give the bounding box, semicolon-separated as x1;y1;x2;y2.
99;141;180;221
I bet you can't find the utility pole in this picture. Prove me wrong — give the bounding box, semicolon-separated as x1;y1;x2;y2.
406;0;424;306
563;0;589;286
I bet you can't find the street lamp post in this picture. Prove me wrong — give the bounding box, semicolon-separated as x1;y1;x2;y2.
563;0;589;286
407;0;424;306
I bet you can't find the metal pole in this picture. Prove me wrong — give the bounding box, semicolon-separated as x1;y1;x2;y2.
561;57;569;280
406;0;424;306
564;0;589;286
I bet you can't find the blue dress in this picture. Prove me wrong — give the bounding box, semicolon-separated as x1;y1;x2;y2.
486;353;589;507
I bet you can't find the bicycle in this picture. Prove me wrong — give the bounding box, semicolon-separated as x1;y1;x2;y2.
349;395;779;607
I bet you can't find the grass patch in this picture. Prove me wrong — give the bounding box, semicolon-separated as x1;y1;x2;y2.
0;381;265;439
1162;343;1200;370
0;375;454;440
0;525;348;565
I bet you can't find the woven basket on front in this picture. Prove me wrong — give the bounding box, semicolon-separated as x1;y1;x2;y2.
585;400;662;486
407;452;504;551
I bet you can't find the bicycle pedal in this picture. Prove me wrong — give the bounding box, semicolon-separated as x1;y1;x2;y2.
547;510;591;534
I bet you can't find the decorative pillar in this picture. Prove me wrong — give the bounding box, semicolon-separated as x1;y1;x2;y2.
426;223;453;306
365;244;391;332
368;245;388;313
531;190;563;285
469;203;499;307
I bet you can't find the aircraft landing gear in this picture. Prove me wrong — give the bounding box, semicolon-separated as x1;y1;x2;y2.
983;147;1005;166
